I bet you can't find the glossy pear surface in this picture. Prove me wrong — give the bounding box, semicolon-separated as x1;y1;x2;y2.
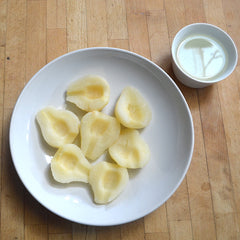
51;144;91;183
66;75;110;112
89;161;129;204
115;86;152;129
80;111;120;161
109;129;150;168
36;106;80;148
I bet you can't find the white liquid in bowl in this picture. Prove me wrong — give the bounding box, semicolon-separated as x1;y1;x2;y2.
177;35;227;81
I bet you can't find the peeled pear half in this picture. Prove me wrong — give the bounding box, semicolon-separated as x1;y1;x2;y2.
80;111;120;161
89;161;129;204
51;144;91;183
109;129;150;168
36;106;80;148
66;75;110;112
115;86;152;129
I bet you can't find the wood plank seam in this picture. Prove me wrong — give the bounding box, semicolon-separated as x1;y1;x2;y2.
84;0;89;48
86;0;108;47
106;0;128;40
123;0;130;46
57;0;67;29
216;84;240;234
0;0;7;47
197;83;239;238
26;0;48;83
2;1;27;238
163;7;175;55
1;0;8;48
217;68;240;235
185;176;195;239
165;202;173;240
84;0;89;49
0;47;6;238
164;203;171;239
142;9;151;60
66;0;88;51
196;88;218;237
145;10;154;62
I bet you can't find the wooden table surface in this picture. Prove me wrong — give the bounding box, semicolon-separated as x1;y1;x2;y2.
1;0;240;239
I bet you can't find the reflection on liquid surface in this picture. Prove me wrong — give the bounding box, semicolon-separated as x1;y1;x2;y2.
177;35;227;80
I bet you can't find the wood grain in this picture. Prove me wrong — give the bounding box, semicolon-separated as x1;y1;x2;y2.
183;0;206;23
49;233;72;240
168;220;193;240
86;0;108;47
25;225;48;240
145;0;164;11
106;0;128;40
97;226;121;240
26;0;47;80
125;0;150;59
66;0;87;52
198;85;238;239
217;67;240;236
0;0;7;46
185;86;216;239
0;46;4;237
144;204;168;233
1;1;27;238
164;0;186;40
147;9;171;72
181;2;216;239
47;0;66;29
108;39;129;50
1;0;240;239
145;232;169;240
47;28;67;62
222;0;240;66
72;224;87;240
0;47;4;164
121;219;145;240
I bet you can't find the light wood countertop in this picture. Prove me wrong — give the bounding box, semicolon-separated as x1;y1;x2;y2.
1;0;240;239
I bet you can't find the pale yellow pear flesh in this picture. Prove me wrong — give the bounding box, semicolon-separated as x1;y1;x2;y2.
36;106;80;148
36;77;152;205
80;111;121;161
109;129;150;168
66;75;110;112
89;161;129;204
115;86;152;129
51;144;91;183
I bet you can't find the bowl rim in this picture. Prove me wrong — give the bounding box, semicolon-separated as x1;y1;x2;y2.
171;22;238;84
9;47;195;226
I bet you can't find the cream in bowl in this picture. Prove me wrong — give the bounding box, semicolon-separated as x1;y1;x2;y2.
171;23;238;88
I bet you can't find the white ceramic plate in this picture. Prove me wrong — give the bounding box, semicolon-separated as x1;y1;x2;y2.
10;48;194;226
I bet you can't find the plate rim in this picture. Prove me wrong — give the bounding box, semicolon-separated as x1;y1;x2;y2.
9;47;194;226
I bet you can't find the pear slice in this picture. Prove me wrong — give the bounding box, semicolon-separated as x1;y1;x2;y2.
89;161;129;204
36;106;80;148
115;86;152;129
109;129;150;168
80;111;120;161
66;75;110;112
51;144;91;183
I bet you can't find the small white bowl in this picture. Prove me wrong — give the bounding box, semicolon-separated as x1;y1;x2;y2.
171;23;238;88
